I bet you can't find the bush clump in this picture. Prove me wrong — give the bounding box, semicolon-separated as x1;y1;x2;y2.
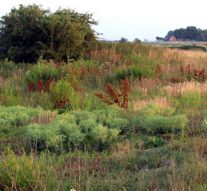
25;61;62;92
0;5;97;63
50;79;78;110
0;106;37;128
0;106;56;138
106;65;155;83
132;104;188;136
26;109;128;151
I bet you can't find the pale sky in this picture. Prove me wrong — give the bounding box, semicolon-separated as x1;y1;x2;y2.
0;0;207;41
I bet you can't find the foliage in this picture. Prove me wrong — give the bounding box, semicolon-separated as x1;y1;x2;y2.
131;104;188;135
137;104;175;116
95;78;131;109
0;82;22;106
0;106;56;138
132;114;188;135
115;67;144;81
0;4;49;63
50;79;79;110
1;37;207;190
0;106;37;128
25;61;62;92
24;91;53;110
80;93;109;111
143;136;166;148
119;37;128;43
0;4;97;63
47;9;97;61
106;56;156;82
26;110;124;151
0;149;59;191
174;91;205;112
165;26;207;41
0;59;17;78
134;38;142;43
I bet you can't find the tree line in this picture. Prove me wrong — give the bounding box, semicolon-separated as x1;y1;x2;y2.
0;4;97;63
164;26;207;41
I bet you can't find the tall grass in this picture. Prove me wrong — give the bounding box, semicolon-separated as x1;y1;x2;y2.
2;41;207;190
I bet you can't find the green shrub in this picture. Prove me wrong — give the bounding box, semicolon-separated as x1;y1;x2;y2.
26;123;64;149
0;59;17;78
80;93;109;111
79;118;97;133
115;67;143;81
25;61;63;92
129;55;160;66
106;65;155;83
106;116;129;129
50;79;79;110
131;104;188;136
0;106;56;138
0;106;37;128
132;114;187;135
0;5;97;63
26;110;125;151
143;136;166;148
109;54;158;82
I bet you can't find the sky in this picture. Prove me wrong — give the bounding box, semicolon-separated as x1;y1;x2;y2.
0;0;207;41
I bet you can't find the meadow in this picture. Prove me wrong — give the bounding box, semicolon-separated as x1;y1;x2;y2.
1;42;207;190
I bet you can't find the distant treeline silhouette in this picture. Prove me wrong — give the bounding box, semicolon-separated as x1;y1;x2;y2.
165;26;207;41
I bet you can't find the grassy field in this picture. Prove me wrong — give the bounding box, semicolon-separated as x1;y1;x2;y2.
147;41;207;51
1;42;207;190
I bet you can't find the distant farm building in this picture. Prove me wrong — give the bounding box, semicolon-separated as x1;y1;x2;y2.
169;36;177;42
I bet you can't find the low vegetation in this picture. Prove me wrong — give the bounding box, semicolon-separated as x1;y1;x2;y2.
1;4;207;191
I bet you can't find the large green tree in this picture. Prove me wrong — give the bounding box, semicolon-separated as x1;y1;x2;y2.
47;9;97;61
0;4;97;63
0;5;49;62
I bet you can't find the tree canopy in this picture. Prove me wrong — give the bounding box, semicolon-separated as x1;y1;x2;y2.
0;4;97;63
165;26;207;41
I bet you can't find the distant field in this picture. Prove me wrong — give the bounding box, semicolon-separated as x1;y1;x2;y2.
145;41;207;50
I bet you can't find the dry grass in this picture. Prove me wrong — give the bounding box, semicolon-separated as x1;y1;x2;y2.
0;77;6;87
151;48;207;82
111;140;138;159
192;137;207;159
164;81;207;97
30;110;57;124
168;154;207;191
133;78;160;95
89;49;123;64
160;48;207;65
131;96;171;111
157;64;180;76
